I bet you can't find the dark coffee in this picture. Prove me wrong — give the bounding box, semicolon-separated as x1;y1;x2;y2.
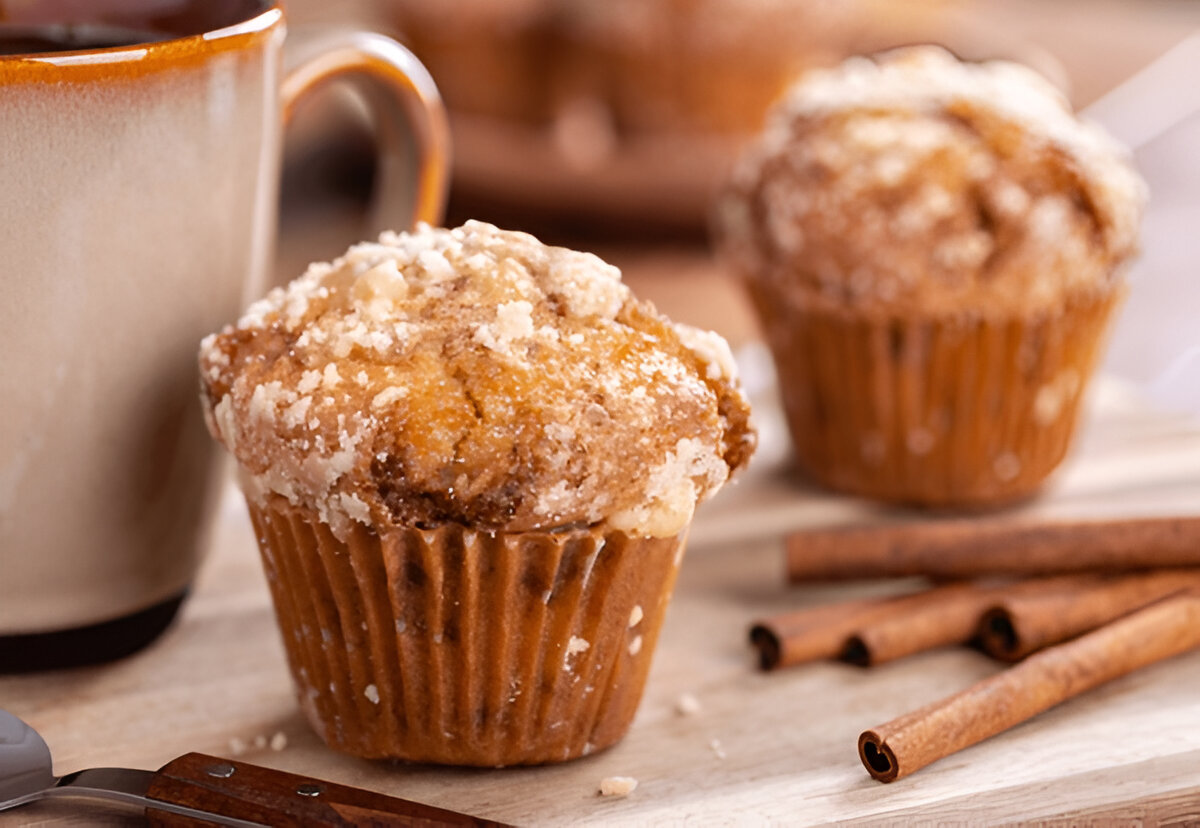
0;0;271;56
0;24;168;56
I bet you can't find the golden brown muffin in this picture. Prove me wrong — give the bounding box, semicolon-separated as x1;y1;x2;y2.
199;221;754;764
716;46;1145;506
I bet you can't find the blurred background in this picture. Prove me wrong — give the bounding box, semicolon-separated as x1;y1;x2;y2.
278;0;1200;411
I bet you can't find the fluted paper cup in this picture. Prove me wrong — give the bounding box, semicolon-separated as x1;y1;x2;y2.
246;495;685;766
750;283;1123;506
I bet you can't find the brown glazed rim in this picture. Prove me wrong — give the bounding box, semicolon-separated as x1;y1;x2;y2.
0;1;281;80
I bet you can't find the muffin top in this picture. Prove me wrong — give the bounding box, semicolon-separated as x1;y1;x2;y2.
717;46;1147;316
199;221;755;539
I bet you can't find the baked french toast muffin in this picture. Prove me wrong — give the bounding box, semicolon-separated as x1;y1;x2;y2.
200;220;754;764
717;46;1145;506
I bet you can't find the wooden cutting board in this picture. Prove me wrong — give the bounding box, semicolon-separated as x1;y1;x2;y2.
4;377;1199;826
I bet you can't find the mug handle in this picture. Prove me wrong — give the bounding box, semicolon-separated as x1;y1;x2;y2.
281;31;450;230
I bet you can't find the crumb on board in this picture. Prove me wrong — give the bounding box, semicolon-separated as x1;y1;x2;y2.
675;692;702;716
599;776;638;797
710;738;727;760
230;733;290;755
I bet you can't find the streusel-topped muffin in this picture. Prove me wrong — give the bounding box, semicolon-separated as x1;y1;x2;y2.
716;46;1145;506
200;220;754;764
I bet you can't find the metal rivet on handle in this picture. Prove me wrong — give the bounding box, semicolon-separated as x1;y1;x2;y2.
297;783;323;797
206;763;236;779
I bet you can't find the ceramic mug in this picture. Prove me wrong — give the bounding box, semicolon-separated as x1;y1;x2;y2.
0;0;448;669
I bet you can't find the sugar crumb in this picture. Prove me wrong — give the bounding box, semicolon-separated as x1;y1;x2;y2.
322;363;341;388
599;776;638;797
372;386;407;410
564;636;591;670
906;427;934;456
993;452;1021;482
297;370;321;394
675;692;702;716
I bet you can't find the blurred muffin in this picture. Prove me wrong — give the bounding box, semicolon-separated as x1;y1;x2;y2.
384;0;964;229
388;0;859;136
389;0;959;138
199;221;754;765
386;0;557;125
556;0;863;137
716;46;1145;506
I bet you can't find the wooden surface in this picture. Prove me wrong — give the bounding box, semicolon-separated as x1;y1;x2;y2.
7;4;1200;822
4;369;1200;826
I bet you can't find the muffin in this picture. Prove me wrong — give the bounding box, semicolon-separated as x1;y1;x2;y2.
555;0;864;137
386;0;558;126
383;0;965;230
388;0;958;138
716;46;1145;506
198;221;755;765
388;0;858;135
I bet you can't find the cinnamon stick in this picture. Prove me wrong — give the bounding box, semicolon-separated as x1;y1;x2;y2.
788;515;1200;582
752;582;1016;669
837;582;1007;667
979;569;1200;661
858;589;1200;783
749;597;890;669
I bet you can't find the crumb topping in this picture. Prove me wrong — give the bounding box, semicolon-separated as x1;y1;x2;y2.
200;221;755;539
717;46;1148;316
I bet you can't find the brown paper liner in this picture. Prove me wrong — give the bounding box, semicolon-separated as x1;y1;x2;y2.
749;283;1123;506
246;496;684;766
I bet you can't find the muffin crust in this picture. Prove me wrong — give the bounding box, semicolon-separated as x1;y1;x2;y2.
718;46;1147;316
200;221;754;539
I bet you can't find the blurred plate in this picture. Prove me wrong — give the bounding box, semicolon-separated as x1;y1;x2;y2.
450;109;739;231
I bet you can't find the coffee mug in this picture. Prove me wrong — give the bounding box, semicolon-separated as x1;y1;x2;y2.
0;0;448;669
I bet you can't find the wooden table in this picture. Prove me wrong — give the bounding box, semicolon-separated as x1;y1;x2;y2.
5;356;1200;825
8;4;1200;820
